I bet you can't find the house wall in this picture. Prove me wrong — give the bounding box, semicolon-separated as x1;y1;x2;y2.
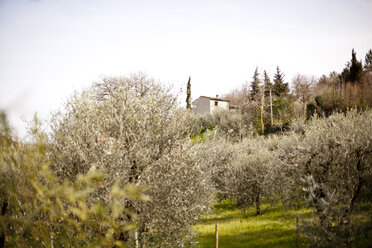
210;99;229;113
192;97;210;115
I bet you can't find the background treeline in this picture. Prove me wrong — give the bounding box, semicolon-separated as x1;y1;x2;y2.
197;48;372;138
0;48;371;248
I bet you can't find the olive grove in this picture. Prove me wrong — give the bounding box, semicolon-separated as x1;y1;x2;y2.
217;111;372;247
1;66;372;247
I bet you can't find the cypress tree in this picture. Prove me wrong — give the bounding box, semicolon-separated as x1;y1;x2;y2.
186;76;191;110
349;48;363;83
341;49;364;84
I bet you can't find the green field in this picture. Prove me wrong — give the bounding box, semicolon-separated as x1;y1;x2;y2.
194;200;312;248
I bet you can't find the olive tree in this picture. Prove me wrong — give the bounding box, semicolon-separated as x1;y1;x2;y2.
190;134;237;201
225;137;282;215
50;74;213;247
282;111;372;247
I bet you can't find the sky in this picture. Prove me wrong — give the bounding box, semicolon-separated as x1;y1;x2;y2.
0;0;372;137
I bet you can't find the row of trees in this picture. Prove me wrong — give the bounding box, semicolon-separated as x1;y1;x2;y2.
222;65;296;135
219;48;372;136
197;111;372;247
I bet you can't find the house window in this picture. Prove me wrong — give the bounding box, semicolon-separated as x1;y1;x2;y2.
215;101;218;106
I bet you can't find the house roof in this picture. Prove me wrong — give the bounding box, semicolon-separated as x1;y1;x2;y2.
199;96;230;102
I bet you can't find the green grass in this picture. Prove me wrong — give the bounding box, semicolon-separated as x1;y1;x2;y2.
194;200;312;248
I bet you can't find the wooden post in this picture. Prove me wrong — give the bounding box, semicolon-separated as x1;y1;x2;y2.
296;215;299;248
270;89;273;126
134;229;139;248
260;90;265;134
215;224;218;248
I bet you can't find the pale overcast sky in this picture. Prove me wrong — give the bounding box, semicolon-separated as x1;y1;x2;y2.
0;0;371;137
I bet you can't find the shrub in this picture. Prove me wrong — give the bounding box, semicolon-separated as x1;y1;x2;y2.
0;113;142;247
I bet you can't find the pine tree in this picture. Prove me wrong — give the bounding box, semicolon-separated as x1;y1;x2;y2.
250;67;261;100
263;70;273;96
273;66;289;97
186;76;191;110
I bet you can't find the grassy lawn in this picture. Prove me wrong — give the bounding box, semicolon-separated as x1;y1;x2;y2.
194;200;312;248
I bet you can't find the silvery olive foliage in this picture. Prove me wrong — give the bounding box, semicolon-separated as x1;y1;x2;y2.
189;109;255;141
225;136;282;215
0;114;142;248
214;110;371;245
281;111;372;247
50;74;213;247
190;134;237;199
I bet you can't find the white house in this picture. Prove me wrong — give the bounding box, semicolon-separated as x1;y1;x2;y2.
192;96;230;115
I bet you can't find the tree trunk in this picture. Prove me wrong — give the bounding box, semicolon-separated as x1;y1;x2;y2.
255;194;261;216
239;112;243;141
346;231;352;248
303;101;307;119
0;202;7;248
342;150;363;248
